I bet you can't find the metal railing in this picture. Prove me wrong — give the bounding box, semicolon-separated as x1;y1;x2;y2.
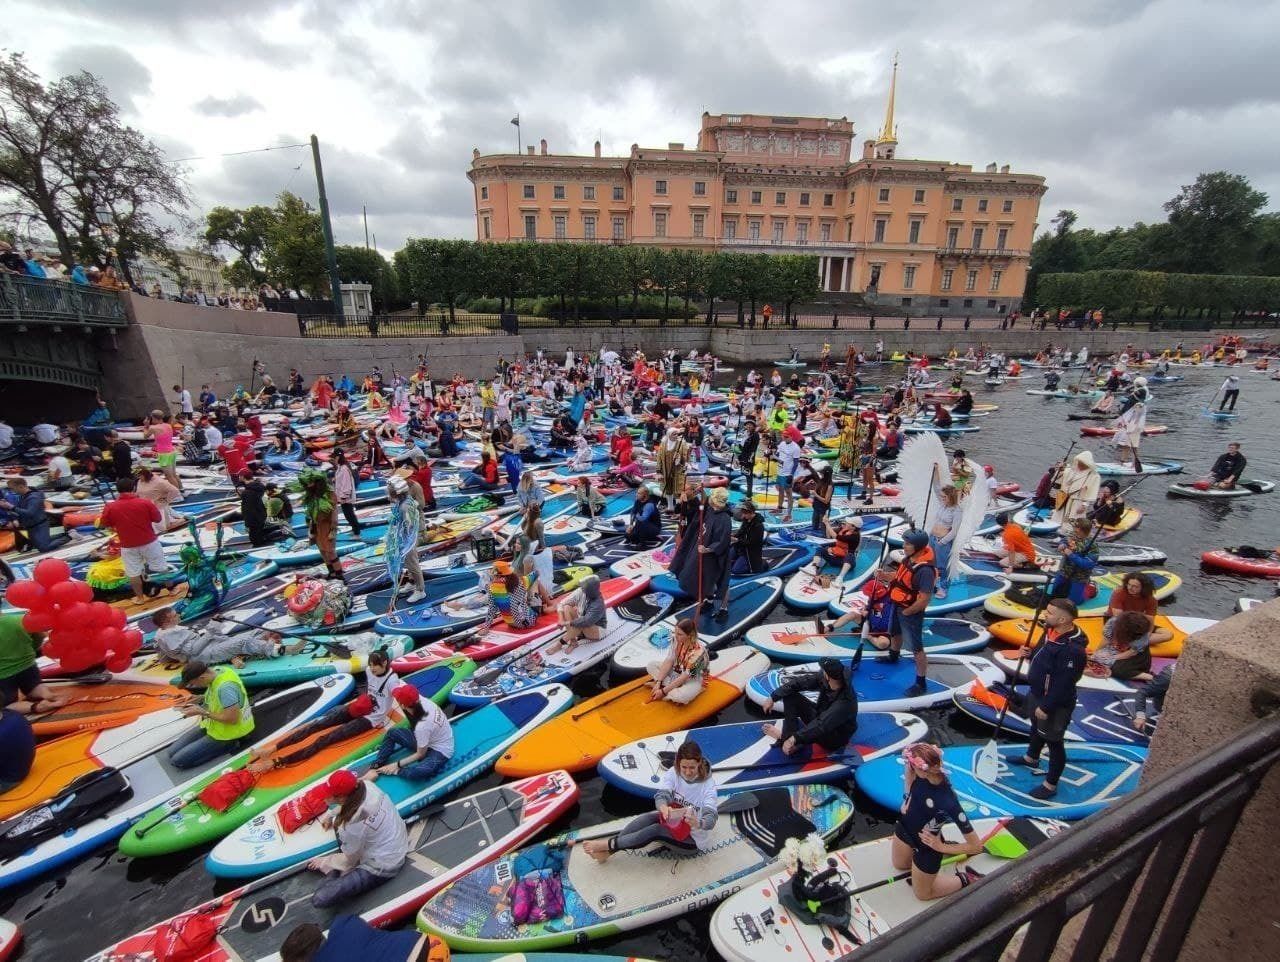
849;706;1280;961
299;312;514;337
0;272;128;327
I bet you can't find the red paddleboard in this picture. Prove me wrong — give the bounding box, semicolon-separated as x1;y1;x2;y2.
1079;424;1168;438
1201;549;1280;578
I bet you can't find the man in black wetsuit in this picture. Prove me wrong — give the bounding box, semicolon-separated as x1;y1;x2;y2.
1209;443;1246;489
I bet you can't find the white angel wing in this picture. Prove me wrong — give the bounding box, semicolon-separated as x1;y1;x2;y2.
950;459;990;580
897;433;949;530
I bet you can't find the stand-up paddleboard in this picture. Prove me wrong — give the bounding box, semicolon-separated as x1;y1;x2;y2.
609;578;782;678
1238;598;1265;612
416;785;854;952
650;544;815;597
234;633;418;688
965;536;1167;568
26;680;191;737
952;679;1155;746
828;572;1008;618
1079;424;1168;438
605;541;676;579
709;817;1063;962
987;613;1212;659
496;646;770;777
1201;407;1239;420
87;772;578;962
743;618;990;662
1170;480;1275;499
0;920;19;962
745;654;1002;713
780;537;885;610
207;686;575;877
421;531;601;578
449;592;673;707
856;743;1146;820
0;676;352;892
1201;548;1280;576
1095;460;1181;477
1010;506;1061;535
984;569;1181;621
599;713;927;796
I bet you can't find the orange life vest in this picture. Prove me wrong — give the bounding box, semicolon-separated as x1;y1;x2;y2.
888;544;936;607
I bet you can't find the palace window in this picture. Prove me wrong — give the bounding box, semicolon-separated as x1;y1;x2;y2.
903;265;916;288
523;184;535;199
772;220;785;242
482;215;490;239
692;212;705;238
823;193;833;206
797;221;809;243
820;222;831;242
480;185;488;200
972;227;985;249
726;189;738;203
996;228;1008;251
524;214;536;239
583;215;596;239
908;219;921;244
654;180;668;195
914;189;925;203
951;197;963;212
977;198;988;212
751;190;762;204
724;218;737;239
613;186;625;201
775;191;786;205
694;181;706;196
941;268;954;291
653;211;667;237
946;226;959;248
612;216;625;239
990;269;1003;292
554;215;566;239
799;192;810;206
965;269;978;291
583;185;595;200
873;218;887;243
1003;199;1013;213
749;219;761;240
878;187;890;203
553;185;566;200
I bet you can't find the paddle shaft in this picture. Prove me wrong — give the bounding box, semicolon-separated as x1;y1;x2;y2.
212;614;352;656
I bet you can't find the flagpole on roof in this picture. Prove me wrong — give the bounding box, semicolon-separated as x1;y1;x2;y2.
511;113;521;154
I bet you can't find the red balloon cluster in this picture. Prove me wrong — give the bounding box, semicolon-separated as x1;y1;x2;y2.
5;557;144;673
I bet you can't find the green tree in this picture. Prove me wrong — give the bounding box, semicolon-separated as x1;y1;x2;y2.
1162;172;1268;274
776;255;821;324
619;245;652;322
669;248;706;319
205;204;275;285
335;244;401;312
262;192;326;295
398;238;476;324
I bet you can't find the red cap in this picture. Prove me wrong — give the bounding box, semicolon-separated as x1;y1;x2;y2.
327;769;358;796
347;694;374;718
392;684;420;707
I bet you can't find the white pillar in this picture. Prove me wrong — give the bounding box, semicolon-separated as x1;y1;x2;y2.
820;256;829;291
845;257;853;292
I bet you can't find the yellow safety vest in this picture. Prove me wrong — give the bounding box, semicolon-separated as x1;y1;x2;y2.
201;667;254;741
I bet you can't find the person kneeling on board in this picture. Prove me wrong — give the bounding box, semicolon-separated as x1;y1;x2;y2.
580;740;718;863
168;660;257;769
281;918;445;962
307;769;409;908
363;683;453;782
152;606;307;668
760;657;858;757
1014;597;1087;800
893;743;985;900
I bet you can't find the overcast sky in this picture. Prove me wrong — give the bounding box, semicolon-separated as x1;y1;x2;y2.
10;0;1280;255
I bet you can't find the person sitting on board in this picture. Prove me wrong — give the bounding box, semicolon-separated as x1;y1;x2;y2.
548;575;608;654
625;486;662;545
307;769;409;909
931;402;953;429
950;390;975;416
800;516;863;586
761;656;858;757
459;450;501;492
152;606;307;668
1130;663;1175;733
363;683;453;783
484;556;540;630
247;648;400;773
1089;480;1126;528
994;518;1038;573
1013;597;1088;800
0;612;67;716
168;660;257;770
1089;611;1154;682
1102;571;1173;652
281;918;444;962
645;617;709;705
816;554;897;640
892;742;985;900
580;739;718;863
1208;442;1246;489
885;531;936;698
1041;519;1099;606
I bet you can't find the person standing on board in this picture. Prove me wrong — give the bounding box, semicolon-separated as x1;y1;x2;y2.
1014;598;1087;800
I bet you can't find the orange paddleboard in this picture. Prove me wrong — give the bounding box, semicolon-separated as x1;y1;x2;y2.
30;681;191;736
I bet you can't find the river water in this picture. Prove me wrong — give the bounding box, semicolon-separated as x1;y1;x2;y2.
2;361;1276;961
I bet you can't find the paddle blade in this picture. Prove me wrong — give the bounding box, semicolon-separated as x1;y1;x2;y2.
1192;480;1211;491
974;739;1000;785
969;679;1007;712
984;826;1029;860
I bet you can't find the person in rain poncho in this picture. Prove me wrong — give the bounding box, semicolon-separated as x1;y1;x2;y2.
1051;451;1101;530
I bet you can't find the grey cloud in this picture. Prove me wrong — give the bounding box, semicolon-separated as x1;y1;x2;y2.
193;94;264;117
51;44;152;112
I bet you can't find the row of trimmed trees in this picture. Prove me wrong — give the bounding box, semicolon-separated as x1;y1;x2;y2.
1035;269;1280;318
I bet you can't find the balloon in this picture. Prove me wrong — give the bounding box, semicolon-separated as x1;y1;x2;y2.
108;607;128;630
4;580;46;610
68;580;95;605
104;652;133;673
87;601;115;629
97;627;125;654
121;628;145;654
48;581;86;608
55;602;94;632
33;558;73;587
22;609;55;633
41;635;68;660
59;649;98;673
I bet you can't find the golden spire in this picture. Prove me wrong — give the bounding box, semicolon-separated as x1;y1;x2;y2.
876;52;899;144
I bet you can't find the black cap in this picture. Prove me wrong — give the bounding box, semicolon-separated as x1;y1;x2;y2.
819;657;846;682
180;660;211;687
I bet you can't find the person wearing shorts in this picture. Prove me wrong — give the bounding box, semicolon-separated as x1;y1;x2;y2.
98;477;172;600
774;435;803;523
886;531;937;698
0;613;65;714
144;411;183;492
892;743;983;900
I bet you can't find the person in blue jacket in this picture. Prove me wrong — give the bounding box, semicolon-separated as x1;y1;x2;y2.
1015;597;1088;800
2;477;61;552
625;485;662;545
1049;518;1099;604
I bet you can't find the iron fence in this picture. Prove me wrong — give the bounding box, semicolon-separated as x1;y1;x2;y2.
0;273;128;327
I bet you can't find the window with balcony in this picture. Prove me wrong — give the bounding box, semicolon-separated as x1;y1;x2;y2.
524;214;537;239
554;215;566;239
990;269;1003;292
655;180;668;195
612;216;625;239
692;212;705;238
751;190;762;205
748;220;761;241
823;193;834;206
480;185;489;200
583;215;596;239
996;228;1008;251
553;185;566;200
978;198;988;212
775;191;786;205
653;211;667;237
799;192;810;206
873;218;887;243
772;220;785;242
914;188;925;203
613;186;625;201
946;226;959;248
878;187;890;203
965;269;978;291
726;189;738;203
820;222;831;242
724;218;737;239
583;185;595;200
1002;199;1013;213
694;181;706;196
941;268;954;291
482;215;490;239
523;184;535;200
903;265;916;288
972;227;985;249
951;197;963;212
797;221;809;243
908;219;921;244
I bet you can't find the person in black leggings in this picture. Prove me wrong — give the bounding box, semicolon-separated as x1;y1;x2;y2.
1016;598;1087;800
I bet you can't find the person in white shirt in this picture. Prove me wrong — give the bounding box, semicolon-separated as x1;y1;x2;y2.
173;384;194;418
581;740;719;861
364;684;454;781
308;770;409;908
45;453;73;490
0;421;13;449
775;435;804;522
32;422;60;445
203;422;223;451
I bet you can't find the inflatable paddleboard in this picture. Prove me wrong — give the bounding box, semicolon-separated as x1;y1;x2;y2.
743;617;990;662
780;536;886;610
1169;480;1275;499
1201;548;1280;577
953;679;1155;746
650;544;814;597
0;920;19;962
987;613;1211;659
829;572;1008;618
1095;460;1181;476
983;568;1181;620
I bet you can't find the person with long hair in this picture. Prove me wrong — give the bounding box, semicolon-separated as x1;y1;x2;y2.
306;769;409;908
929;485;961;600
293;467;344;581
892;742;984;900
364;684;453;782
580;740;718;863
331;449;362;536
645;618;708;705
1103;570;1172;647
810;464;834;534
1090;610;1154;681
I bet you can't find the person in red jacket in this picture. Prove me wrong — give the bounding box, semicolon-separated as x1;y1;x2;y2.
98;478;171;599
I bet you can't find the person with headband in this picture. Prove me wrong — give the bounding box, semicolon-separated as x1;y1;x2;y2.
580;740;718;863
892;742;984;900
761;657;858;757
1014;597;1088;800
307;768;409;908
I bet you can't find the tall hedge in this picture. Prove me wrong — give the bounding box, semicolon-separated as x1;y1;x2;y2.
1037;269;1280;315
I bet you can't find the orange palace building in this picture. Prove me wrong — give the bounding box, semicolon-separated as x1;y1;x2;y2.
469;62;1046;316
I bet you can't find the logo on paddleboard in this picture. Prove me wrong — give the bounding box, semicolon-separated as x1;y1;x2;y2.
598;893;617;911
242;896;287;932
